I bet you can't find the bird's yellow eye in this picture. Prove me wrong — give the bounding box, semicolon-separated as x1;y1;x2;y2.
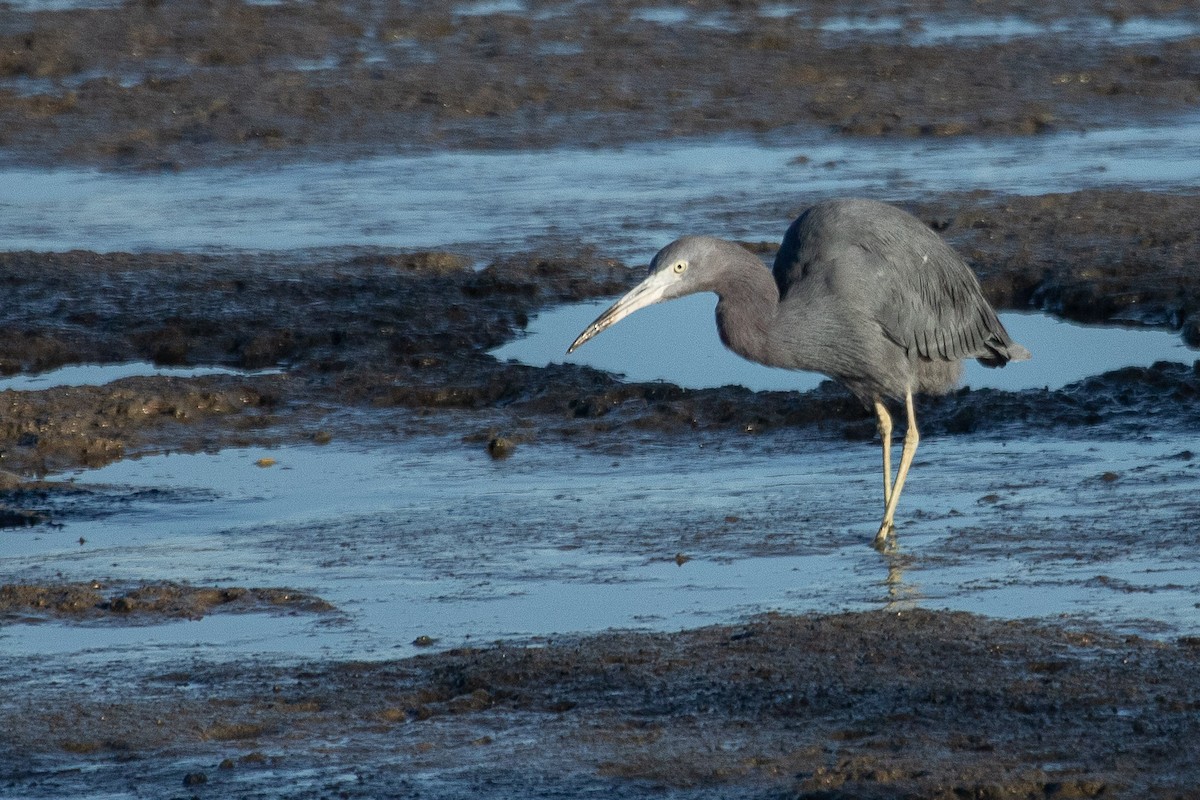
672;260;688;274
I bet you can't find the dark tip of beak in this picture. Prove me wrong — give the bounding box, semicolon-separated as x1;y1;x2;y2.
567;325;597;354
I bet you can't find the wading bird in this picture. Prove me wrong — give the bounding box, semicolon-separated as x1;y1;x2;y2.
568;198;1029;549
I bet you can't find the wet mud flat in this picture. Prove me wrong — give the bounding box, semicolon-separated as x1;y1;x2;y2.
1;0;1200;168
4;610;1200;798
3;0;1200;796
0;188;1198;797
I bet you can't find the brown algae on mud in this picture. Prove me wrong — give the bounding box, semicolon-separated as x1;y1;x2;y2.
3;610;1199;797
2;0;1200;167
0;581;334;623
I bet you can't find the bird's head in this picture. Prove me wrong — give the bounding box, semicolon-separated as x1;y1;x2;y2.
567;236;722;353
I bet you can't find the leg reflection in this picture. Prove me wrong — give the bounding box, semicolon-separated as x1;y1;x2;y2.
881;549;920;611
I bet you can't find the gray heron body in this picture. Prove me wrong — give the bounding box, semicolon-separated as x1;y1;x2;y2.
568;198;1030;549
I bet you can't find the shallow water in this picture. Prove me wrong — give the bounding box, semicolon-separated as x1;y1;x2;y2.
13;0;1196;45
492;299;1196;392
3;119;1200;257
811;13;1200;44
0;362;277;392
2;427;1198;669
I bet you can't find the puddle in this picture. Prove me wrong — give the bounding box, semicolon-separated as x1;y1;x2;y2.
1;427;1198;669
3;119;1200;256
1;69;145;97
807;13;1200;44
0;361;278;392
631;7;732;29
455;0;526;16
631;7;693;25
492;299;1195;392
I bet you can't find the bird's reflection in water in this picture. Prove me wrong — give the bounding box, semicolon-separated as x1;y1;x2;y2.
880;550;922;611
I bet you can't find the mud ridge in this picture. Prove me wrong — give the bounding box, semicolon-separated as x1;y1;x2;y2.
0;580;336;622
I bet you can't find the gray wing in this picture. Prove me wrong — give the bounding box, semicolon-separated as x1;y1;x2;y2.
774;199;1030;368
869;239;1026;367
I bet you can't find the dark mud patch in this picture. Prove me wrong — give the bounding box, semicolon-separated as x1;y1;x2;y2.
0;247;627;374
1;0;1199;168
0;580;335;623
3;609;1197;797
0;478;225;532
0;498;49;528
0;246;629;473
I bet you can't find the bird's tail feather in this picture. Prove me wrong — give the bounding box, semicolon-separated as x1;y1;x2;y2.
977;340;1031;368
1006;342;1032;362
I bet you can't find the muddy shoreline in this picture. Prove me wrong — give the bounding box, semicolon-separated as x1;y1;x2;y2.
3;0;1200;797
4;610;1200;798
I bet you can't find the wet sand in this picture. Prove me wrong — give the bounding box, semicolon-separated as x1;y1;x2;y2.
2;0;1200;797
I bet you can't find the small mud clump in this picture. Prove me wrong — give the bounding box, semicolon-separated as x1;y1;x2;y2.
486;435;516;459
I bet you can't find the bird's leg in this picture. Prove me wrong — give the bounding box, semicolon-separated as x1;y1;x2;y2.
874;391;919;550
873;399;893;510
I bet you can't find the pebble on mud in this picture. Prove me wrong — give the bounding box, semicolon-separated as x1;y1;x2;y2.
448;688;493;713
486;436;515;459
1181;313;1200;347
379;707;409;723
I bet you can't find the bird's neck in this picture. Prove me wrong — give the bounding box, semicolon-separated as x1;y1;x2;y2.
713;250;778;365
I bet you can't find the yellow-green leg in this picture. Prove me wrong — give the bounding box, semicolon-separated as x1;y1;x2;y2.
873;391;919;550
874;399;893;510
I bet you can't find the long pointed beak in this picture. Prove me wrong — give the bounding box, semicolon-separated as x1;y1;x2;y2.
567;271;671;353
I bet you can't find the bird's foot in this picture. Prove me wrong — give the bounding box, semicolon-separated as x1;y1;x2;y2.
872;520;896;552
